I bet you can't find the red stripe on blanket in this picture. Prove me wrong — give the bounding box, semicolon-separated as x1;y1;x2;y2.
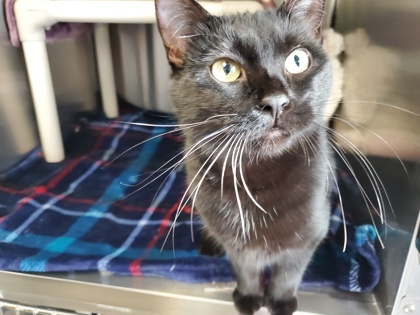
129;199;184;276
14;126;114;212
40;191;170;213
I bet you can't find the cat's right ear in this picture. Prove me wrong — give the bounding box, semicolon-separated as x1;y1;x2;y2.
155;0;210;67
279;0;325;40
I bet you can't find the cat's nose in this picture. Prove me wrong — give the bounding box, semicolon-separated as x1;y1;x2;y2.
256;94;292;119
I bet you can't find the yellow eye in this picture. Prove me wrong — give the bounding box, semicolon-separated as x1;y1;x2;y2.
211;59;241;82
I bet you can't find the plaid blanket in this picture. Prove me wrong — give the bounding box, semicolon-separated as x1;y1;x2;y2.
0;109;380;292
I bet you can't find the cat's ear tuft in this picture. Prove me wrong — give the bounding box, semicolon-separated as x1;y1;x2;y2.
279;0;325;40
155;0;210;67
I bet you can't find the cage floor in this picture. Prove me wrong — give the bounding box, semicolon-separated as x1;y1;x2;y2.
0;270;383;315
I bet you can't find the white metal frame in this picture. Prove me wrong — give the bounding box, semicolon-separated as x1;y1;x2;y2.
13;0;263;162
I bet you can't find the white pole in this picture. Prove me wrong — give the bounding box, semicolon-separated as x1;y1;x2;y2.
21;41;65;163
16;1;263;23
94;23;119;118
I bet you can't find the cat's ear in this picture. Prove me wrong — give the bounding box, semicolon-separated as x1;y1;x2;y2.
279;0;325;40
155;0;210;67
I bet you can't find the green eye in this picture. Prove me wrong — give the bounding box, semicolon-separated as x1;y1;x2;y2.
285;49;311;74
211;59;241;82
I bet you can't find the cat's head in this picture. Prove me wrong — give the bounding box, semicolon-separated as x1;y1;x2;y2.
155;0;332;158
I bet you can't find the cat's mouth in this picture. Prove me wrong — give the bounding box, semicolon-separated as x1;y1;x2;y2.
266;127;290;139
261;127;291;149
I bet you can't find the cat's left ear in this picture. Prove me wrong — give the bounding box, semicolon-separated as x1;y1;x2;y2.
279;0;325;40
155;0;210;67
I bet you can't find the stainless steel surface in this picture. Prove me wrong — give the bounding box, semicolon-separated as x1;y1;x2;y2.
0;270;384;315
334;0;420;160
335;0;420;313
392;214;420;315
0;300;86;315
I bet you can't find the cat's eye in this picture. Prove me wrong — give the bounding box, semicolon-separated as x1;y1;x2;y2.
284;49;311;74
211;59;241;82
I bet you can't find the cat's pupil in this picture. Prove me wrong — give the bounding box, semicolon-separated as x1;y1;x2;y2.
223;62;232;75
294;55;300;67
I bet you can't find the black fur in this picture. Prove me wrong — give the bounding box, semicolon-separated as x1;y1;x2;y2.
155;0;333;313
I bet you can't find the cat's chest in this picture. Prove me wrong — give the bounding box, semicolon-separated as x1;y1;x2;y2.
187;148;329;250
203;156;316;208
196;179;322;252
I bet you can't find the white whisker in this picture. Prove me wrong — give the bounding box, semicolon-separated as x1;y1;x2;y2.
238;136;267;214
119;114;237;128
328;138;386;249
232;134;247;241
339;100;420;117
327;128;391;224
307;134;348;252
331;116;407;175
162;130;235;250
123;126;231;200
221;133;241;199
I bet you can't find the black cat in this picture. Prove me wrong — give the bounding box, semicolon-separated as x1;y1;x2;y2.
155;0;333;314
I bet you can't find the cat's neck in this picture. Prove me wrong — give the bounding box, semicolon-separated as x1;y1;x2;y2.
201;129;325;193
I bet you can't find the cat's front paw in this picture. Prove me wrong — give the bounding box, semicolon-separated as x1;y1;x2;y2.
266;297;297;315
233;288;263;314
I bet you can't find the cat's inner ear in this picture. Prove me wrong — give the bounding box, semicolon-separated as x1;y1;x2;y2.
279;0;325;40
155;0;210;66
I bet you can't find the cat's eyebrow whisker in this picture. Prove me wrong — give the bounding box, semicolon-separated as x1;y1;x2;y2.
176;34;203;39
172;21;190;39
238;137;267;214
165;13;184;31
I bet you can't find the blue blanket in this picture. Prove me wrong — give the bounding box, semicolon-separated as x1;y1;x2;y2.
0;109;380;292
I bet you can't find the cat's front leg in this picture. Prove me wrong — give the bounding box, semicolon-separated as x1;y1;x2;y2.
228;253;264;315
266;247;314;315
